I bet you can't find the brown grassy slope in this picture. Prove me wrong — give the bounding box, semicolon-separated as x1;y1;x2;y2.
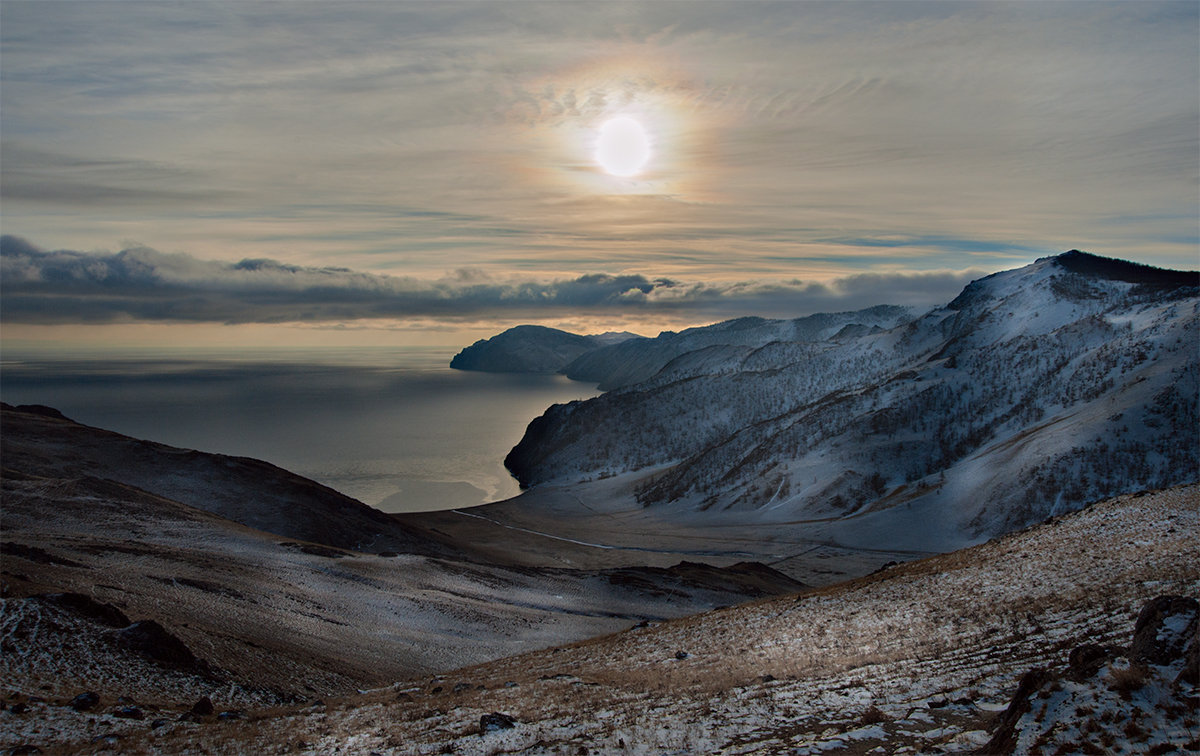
0;402;451;556
100;484;1198;756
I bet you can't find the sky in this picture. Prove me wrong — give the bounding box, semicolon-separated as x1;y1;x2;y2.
2;0;1197;349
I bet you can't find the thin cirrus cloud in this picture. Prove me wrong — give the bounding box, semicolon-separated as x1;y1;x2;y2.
0;236;980;326
0;1;1195;280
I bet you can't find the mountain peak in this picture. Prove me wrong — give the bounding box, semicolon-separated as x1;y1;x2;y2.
1050;249;1197;288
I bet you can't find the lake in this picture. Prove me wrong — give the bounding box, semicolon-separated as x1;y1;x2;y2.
0;346;600;512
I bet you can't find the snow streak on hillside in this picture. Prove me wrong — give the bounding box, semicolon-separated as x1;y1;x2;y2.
506;252;1199;543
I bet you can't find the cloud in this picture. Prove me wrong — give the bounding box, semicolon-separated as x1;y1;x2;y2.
0;142;229;207
1;235;981;325
1;1;1195;276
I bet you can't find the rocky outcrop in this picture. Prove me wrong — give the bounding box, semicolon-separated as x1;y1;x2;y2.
980;594;1200;755
115;620;210;674
1129;595;1198;669
37;593;130;628
479;712;517;734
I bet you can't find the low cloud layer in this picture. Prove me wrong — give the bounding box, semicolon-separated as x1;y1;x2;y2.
1;236;981;326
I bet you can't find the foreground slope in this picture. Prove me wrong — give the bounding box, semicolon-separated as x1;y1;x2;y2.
77;484;1199;755
506;251;1198;550
0;405;802;721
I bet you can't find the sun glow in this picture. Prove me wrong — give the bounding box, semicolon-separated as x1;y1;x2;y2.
595;116;651;177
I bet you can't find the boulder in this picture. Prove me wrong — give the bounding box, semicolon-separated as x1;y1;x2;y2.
112;706;143;720
69;692;100;711
479;712;517;734
1130;595;1198;667
977;667;1052;755
40;593;130;628
115;620;205;672
1066;643;1121;681
1180;629;1199;685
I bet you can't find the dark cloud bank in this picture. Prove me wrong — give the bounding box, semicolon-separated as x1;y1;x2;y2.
1;236;981;325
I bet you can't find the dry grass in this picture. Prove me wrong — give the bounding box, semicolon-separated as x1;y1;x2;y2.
1107;663;1150;698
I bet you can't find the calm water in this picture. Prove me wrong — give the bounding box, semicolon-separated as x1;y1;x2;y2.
0;346;600;512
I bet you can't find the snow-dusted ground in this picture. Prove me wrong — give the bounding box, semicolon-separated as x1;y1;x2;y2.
62;484;1196;756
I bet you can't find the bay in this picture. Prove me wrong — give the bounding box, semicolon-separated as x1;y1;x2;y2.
0;346;600;512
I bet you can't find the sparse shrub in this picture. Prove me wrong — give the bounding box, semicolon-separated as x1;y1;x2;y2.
860;706;888;725
1108;664;1150;698
1123;718;1147;742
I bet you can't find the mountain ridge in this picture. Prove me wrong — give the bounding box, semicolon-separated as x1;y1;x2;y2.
502;250;1199;547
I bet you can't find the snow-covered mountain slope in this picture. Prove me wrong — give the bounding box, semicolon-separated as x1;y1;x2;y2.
81;485;1200;755
506;251;1198;544
0;403;446;556
562;305;914;390
450;325;634;374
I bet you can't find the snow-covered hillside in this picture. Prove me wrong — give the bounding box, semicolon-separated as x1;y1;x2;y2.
563;305;914;390
506;251;1199;544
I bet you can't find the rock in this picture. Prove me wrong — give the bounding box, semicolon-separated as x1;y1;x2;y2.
217;710;244;721
1180;628;1199;685
190;696;214;716
39;593;130;627
2;542;85;568
150;718;170;729
70;692;100;711
977;667;1052;755
9;702;28;715
9;746;42;755
115;620;204;671
675;650;689;660
1066;643;1121;680
479;712;517;734
1130;595;1198;667
452;682;471;693
112;706;144;720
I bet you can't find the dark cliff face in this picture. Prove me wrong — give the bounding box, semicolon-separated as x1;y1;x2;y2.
450;325;599;374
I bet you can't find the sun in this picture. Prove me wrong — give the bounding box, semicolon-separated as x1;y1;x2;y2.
594;116;651;177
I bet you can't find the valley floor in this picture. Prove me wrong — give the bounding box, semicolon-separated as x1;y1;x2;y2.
7;485;1194;755
400;471;937;587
